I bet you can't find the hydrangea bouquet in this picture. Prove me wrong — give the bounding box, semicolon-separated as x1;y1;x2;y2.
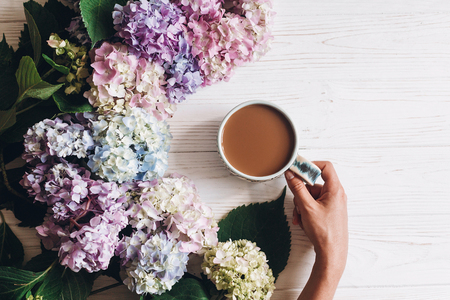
0;0;291;300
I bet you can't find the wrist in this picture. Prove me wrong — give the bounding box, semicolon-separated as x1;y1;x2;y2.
314;249;347;278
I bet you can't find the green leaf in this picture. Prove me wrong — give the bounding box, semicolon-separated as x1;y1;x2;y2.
217;187;291;280
0;215;25;268
24;252;58;272
150;278;209;300
42;54;70;75
0;105;59;144
23;252;94;299
79;0;128;47
0;267;46;300
52;92;94;113
0;66;19;110
16;56;63;102
0;108;17;135
59;266;95;300
44;0;77;32
24;6;41;65
0;34;14;67
23;0;58;48
36;264;63;299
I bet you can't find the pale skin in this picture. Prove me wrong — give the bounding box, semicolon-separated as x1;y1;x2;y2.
284;161;348;300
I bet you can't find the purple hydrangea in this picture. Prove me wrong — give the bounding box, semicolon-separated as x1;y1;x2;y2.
113;0;187;64
66;16;92;46
26;162;128;272
164;37;203;103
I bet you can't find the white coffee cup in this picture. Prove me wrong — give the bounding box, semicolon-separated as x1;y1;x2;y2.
217;100;321;184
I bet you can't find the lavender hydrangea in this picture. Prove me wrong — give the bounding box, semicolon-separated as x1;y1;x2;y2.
113;0;187;64
87;107;172;183
66;16;92;46
164;37;203;103
59;0;80;12
116;231;188;295
122;173;218;254
22;162;128;272
22;114;94;165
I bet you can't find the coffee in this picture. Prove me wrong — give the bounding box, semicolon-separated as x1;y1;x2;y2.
221;104;296;177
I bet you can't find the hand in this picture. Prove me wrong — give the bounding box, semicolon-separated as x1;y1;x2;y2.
285;161;348;300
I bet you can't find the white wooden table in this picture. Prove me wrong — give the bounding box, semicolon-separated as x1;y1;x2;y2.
1;1;450;299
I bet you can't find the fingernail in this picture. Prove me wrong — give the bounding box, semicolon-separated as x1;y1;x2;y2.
285;170;294;180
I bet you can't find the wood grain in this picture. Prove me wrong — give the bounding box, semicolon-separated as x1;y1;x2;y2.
1;0;450;299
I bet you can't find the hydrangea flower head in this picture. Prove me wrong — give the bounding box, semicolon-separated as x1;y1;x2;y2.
22;114;94;165
116;231;189;295
113;0;187;64
202;239;276;300
164;37;203;103
87;107;172;183
202;240;275;300
186;12;253;85
123;173;218;253
67;16;92;46
184;0;275;85
24;162;128;273
228;0;275;60
84;42;175;120
47;33;90;94
173;0;223;23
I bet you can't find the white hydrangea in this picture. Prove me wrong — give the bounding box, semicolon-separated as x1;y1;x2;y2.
87;107;172;183
202;239;275;300
23;117;94;164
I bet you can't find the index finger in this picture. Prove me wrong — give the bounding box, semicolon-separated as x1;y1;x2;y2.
312;161;341;192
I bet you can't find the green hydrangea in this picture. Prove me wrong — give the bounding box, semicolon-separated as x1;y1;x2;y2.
202;239;276;300
47;33;89;94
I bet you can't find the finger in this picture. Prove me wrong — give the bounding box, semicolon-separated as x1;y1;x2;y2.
306;183;323;199
292;209;299;225
285;170;317;210
292;208;303;229
312;161;341;191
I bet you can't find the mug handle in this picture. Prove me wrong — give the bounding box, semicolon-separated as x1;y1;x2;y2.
289;155;322;185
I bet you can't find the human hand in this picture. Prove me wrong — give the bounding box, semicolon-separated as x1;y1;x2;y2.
285;161;348;273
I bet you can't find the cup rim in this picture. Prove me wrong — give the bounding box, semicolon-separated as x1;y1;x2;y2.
217;100;299;181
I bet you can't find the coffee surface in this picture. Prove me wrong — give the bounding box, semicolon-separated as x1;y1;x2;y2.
221;104;295;177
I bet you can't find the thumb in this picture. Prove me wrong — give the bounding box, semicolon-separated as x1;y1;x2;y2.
285;170;316;210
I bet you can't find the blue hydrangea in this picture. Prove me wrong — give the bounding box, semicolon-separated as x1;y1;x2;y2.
87;107;172;183
116;231;189;295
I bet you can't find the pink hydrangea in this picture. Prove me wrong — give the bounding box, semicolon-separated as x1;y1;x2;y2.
184;0;275;85
174;0;223;23
84;42;175;120
229;0;276;60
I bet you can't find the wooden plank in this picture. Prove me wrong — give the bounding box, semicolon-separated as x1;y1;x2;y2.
168;91;450;152
272;285;450;300
164;147;450;218
4;209;449;290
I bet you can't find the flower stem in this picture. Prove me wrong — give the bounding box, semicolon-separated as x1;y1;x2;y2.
16;100;43;115
41;68;55;80
0;147;32;203
89;282;123;295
